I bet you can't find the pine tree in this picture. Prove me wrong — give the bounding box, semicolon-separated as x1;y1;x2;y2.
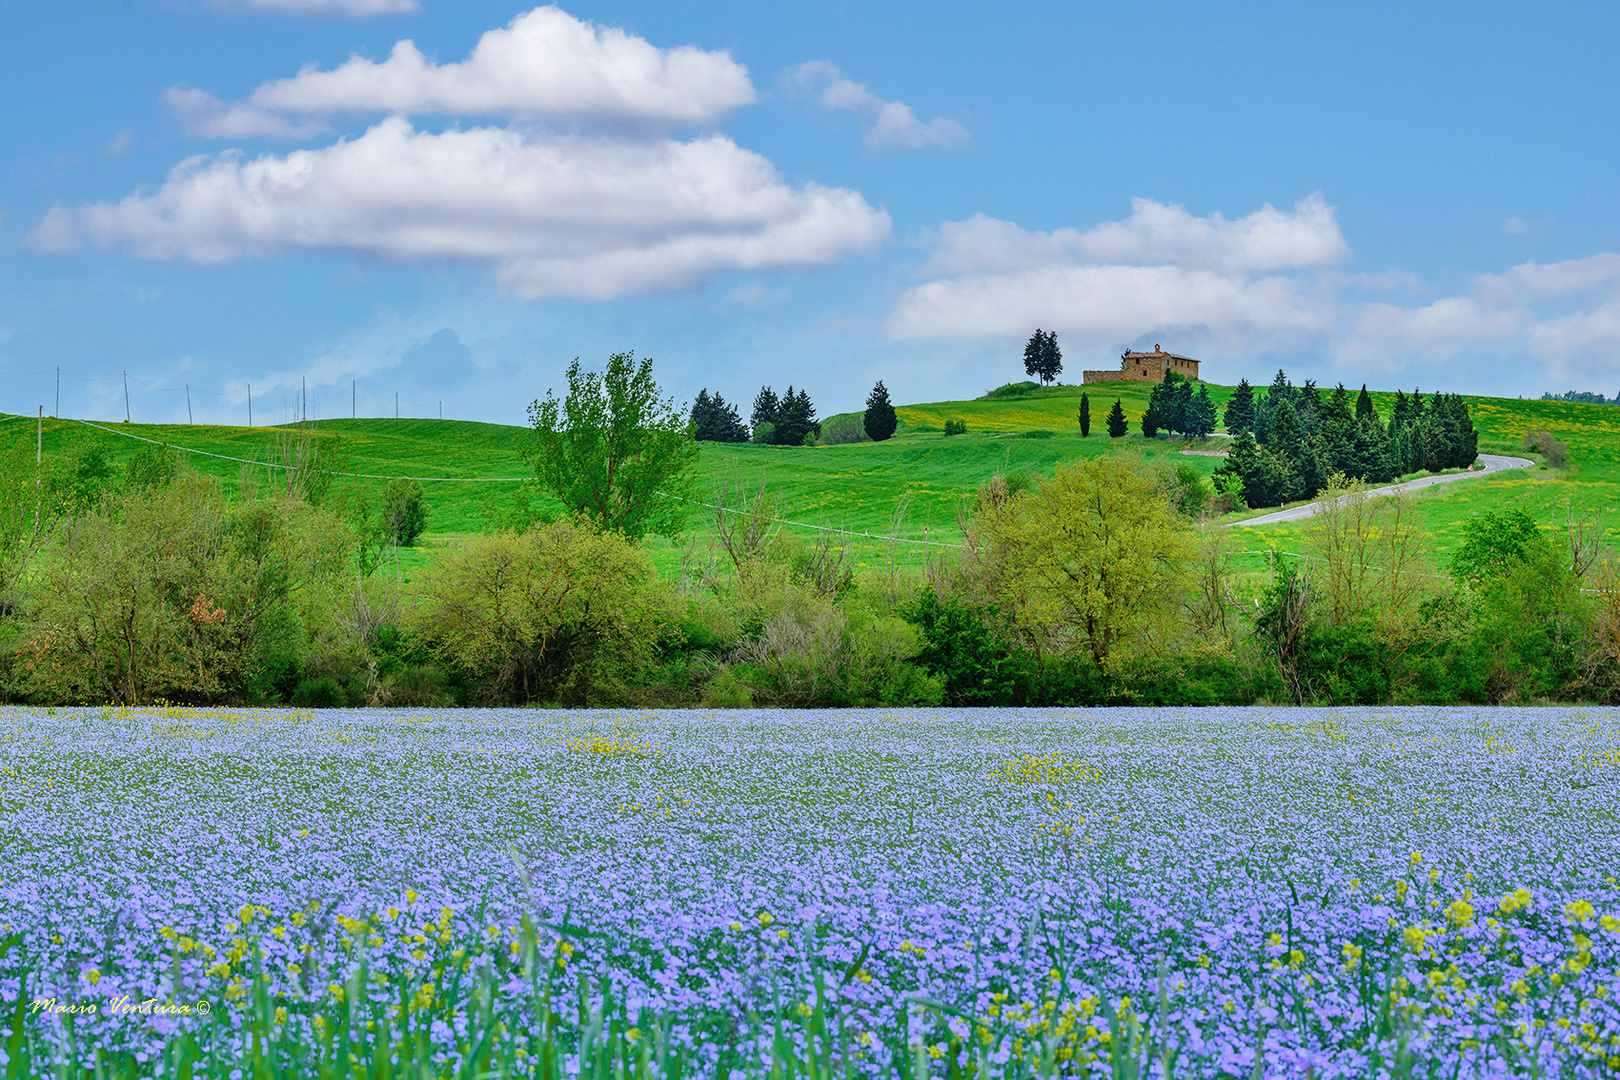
692;390;748;442
690;389;713;440
1168;377;1194;436
1355;383;1376;423
713;393;748;442
863;380;898;442
774;386;819;446
1078;392;1091;437
1106;398;1128;438
1187;384;1218;438
1224;378;1256;435
1141;383;1164;438
1255;369;1293;445
751;386;780;436
1270;398;1305;465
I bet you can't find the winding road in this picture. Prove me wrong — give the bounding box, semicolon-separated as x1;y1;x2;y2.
1228;454;1535;527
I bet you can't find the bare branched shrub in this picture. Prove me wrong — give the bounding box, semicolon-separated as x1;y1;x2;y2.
1304;475;1431;632
1563;504;1606;579
710;471;776;572
1187;527;1244;646
1524;428;1569;468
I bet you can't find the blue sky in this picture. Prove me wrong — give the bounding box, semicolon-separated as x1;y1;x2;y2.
3;0;1619;425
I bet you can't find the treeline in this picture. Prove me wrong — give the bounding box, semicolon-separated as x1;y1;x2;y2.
690;386;822;446
1215;371;1479;509
0;431;1607;711
0;356;1592;710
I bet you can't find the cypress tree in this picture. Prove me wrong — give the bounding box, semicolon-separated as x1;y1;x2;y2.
1106;398;1128;438
1078;392;1091;437
863;380;898;442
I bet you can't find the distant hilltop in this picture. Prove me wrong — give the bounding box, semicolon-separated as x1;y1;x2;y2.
1083;345;1201;385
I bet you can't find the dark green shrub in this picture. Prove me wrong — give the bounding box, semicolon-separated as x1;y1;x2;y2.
902;587;1030;705
292;676;345;708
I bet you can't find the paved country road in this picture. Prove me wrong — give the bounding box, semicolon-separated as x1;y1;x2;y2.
1228;454;1536;527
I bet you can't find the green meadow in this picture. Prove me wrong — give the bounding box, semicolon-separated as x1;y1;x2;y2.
2;378;1614;582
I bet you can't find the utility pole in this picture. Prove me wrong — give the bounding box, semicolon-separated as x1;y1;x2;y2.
123;371;130;423
248;384;253;428
186;384;193;425
55;367;59;418
395;391;399;419
302;376;307;424
439;400;442;420
352;380;356;420
37;406;43;465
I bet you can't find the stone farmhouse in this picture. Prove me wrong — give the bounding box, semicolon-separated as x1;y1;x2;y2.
1081;345;1201;385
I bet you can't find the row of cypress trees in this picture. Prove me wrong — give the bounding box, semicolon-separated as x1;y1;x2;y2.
1217;372;1479;508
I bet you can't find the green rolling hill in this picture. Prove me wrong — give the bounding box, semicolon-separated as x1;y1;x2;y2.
1;378;1611;580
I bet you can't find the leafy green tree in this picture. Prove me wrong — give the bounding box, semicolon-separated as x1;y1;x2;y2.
1078;392;1091;437
409;517;677;705
527;352;698;543
967;455;1193;671
11;477;349;705
1224;378;1256;435
124;443;178;490
1450;508;1542;586
1022;329;1062;384
903;586;1029;705
1105;398;1128;437
381;478;429;547
864;380;898;442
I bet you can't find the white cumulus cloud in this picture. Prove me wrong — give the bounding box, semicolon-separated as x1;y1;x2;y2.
788;62;967;152
171;6;756;137
27;118;888;300
888;196;1344;347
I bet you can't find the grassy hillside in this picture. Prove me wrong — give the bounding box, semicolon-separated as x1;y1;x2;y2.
1;380;1613;580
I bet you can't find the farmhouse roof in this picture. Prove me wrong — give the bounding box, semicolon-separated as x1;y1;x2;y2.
1122;346;1199;362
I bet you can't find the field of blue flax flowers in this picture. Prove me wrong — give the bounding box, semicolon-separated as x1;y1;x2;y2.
0;704;1618;1079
